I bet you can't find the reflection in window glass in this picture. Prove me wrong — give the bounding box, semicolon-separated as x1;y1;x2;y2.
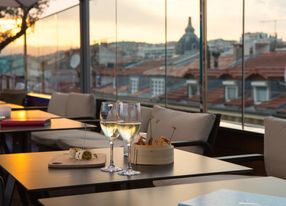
26;5;80;93
0;37;24;91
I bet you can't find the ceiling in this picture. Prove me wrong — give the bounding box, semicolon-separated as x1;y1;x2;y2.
0;0;39;7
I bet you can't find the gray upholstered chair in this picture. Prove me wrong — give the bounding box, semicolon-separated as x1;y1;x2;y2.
31;92;101;150
148;105;217;154
56;106;153;149
154;116;286;187
264;116;286;179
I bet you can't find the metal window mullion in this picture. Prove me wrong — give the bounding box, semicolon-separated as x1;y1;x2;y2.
79;0;91;93
242;0;245;129
200;0;208;113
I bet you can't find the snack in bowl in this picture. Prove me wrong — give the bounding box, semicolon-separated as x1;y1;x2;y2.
131;135;174;165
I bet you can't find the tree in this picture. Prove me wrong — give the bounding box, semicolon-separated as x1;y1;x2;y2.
0;0;50;52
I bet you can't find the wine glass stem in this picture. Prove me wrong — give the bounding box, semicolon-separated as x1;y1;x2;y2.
127;143;132;170
109;140;115;167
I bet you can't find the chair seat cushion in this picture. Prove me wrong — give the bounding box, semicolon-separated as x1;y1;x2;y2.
32;130;106;147
57;137;124;150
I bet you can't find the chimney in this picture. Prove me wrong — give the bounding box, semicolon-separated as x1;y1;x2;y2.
233;43;243;61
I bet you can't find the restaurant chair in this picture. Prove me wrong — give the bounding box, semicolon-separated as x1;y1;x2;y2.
147;105;219;155
264;116;286;179
154;116;285;187
0;89;27;105
56;106;153;149
31;92;103;150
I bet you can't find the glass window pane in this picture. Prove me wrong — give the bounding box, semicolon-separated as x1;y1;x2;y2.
166;0;200;111
116;0;165;103
27;5;80;93
208;0;243;127
90;0;116;100
0;37;24;90
245;0;286;125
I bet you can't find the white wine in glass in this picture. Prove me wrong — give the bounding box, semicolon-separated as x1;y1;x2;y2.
117;102;141;176
117;122;141;143
100;102;122;173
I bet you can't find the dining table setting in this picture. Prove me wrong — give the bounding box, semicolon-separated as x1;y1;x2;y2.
0;101;253;206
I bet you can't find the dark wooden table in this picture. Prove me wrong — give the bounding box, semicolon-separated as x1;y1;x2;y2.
39;176;286;206
0;102;24;109
0;110;95;152
0;148;251;205
0;110;91;133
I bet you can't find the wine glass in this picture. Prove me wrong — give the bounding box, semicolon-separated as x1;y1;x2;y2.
100;101;122;173
117;102;141;176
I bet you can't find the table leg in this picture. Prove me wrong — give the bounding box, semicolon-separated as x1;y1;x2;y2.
10;132;32;153
4;175;15;206
0;135;9;154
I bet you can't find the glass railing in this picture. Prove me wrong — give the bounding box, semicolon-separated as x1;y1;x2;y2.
1;0;286;129
0;36;25;90
26;5;80;93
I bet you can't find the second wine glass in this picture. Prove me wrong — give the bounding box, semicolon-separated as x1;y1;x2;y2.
100;101;122;173
117;102;141;176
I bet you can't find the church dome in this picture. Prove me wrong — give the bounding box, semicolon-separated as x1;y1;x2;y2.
175;17;199;55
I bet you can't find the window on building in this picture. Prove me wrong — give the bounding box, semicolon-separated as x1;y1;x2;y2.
187;80;199;98
251;81;269;104
223;80;238;102
151;78;165;97
130;77;139;94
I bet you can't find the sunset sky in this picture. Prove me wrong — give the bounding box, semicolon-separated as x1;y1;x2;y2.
2;0;286;55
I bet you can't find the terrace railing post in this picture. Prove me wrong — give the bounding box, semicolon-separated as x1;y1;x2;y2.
80;0;91;93
199;0;208;113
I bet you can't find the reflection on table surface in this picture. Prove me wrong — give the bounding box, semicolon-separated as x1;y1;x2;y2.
10;110;58;120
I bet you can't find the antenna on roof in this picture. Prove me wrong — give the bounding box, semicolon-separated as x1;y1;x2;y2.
259;19;286;37
284;67;286;83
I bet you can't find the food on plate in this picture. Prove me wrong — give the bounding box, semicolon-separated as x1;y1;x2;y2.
69;148;97;160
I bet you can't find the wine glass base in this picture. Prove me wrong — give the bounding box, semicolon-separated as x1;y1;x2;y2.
101;165;122;173
117;169;141;176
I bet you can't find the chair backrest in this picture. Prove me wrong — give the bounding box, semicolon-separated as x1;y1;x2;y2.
47;92;95;118
147;105;217;154
65;93;95;118
140;106;153;133
0;89;27;105
47;92;69;116
206;113;221;154
264;116;286;179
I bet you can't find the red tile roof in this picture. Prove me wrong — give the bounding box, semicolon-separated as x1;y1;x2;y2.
224;96;253;107
166;85;225;104
256;95;286;109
